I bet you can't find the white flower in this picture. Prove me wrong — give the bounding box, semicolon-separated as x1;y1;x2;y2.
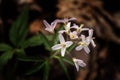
73;58;86;71
71;24;89;33
86;29;96;47
75;35;90;54
69;31;78;39
43;20;57;33
59;22;71;34
52;34;73;56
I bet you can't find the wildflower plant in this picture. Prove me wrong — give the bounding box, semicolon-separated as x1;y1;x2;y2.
0;8;96;80
43;18;96;72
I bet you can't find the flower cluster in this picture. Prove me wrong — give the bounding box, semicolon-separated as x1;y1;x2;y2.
43;18;96;71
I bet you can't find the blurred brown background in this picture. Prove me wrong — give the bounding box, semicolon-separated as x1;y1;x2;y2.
0;0;120;80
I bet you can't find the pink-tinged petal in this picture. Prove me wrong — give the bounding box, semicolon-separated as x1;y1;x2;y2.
59;34;65;43
73;31;77;34
52;44;62;50
71;24;78;29
81;35;85;41
54;18;76;23
43;20;51;28
75;59;86;67
61;47;66;57
78;62;86;67
59;30;66;34
51;20;58;29
89;29;93;37
55;19;65;23
69;17;77;21
91;40;96;47
75;45;83;51
84;46;90;54
65;41;73;47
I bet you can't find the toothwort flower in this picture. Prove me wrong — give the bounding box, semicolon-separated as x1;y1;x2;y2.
43;20;58;33
52;34;73;57
75;35;90;54
69;31;78;39
73;58;86;71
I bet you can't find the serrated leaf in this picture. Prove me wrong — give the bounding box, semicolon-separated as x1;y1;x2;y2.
21;35;42;48
39;32;51;51
62;57;74;65
44;60;50;80
52;24;64;45
57;58;71;80
0;43;13;51
9;7;29;46
26;62;45;75
17;56;43;62
0;50;14;66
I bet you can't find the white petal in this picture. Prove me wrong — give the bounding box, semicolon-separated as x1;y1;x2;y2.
91;39;96;47
73;59;79;71
74;62;79;71
59;34;65;43
65;41;73;47
75;45;83;51
81;35;85;41
81;28;89;31
71;24;78;29
61;47;66;57
89;29;93;37
52;44;62;50
66;22;71;30
43;20;51;28
78;62;86;67
45;28;53;32
84;46;90;54
86;37;91;44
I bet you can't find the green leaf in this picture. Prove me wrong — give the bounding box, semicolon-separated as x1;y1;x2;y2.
21;35;42;48
57;58;71;80
0;43;13;51
46;35;53;41
17;56;43;62
9;7;29;46
39;32;51;51
44;60;50;80
26;62;45;75
52;24;64;45
62;57;74;65
0;50;14;66
15;49;26;57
